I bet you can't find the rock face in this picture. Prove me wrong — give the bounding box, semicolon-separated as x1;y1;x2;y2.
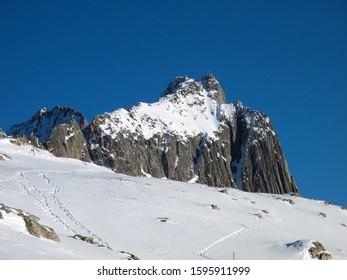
45;120;91;162
7;106;88;142
6;74;298;194
0;128;7;138
86;74;298;194
7;106;90;162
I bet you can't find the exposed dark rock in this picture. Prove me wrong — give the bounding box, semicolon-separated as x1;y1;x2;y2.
7;106;90;162
0;128;7;138
219;188;228;194
45;120;91;162
22;214;60;242
200;73;227;105
211;204;220;210
0;210;3;219
308;241;332;260
319;212;327;218
7;106;88;143
0;203;60;242
120;251;140;260
277;197;295;205
9;135;29;146
318;252;333;260
30;135;43;149
232;103;298;194
157;217;170;223
71;234;100;246
286;240;332;260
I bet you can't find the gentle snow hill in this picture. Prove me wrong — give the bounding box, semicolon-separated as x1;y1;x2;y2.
0;139;346;260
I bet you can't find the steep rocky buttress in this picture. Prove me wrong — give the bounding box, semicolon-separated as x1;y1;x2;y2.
85;74;298;194
6;106;90;162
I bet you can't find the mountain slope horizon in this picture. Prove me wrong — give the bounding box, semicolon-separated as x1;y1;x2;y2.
0;138;346;260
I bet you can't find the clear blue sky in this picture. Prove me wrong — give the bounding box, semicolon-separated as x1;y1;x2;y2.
1;0;346;205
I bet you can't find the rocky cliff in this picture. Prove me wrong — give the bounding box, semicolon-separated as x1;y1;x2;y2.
7;106;88;142
6;106;90;162
86;74;298;194
6;74;298;194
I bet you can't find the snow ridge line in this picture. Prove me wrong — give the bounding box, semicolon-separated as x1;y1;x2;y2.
14;172;76;233
41;173;111;249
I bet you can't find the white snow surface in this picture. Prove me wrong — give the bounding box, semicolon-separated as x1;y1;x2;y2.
98;78;235;141
1;138;346;260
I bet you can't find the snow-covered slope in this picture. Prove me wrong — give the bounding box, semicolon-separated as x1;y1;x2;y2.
1;138;346;259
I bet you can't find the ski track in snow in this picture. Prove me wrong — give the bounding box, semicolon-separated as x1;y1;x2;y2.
14;170;111;248
41;173;111;248
198;225;247;259
14;171;74;233
197;207;288;260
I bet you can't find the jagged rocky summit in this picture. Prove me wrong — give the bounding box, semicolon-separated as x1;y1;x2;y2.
6;74;298;194
7;106;90;162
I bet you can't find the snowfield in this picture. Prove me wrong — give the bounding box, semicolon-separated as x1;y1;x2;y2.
0;138;346;260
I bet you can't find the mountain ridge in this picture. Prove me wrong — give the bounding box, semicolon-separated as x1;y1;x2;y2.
4;73;298;194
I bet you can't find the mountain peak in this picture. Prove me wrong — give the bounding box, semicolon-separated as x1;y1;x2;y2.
160;75;193;99
199;73;226;105
7;106;88;142
160;74;227;105
38;107;48;116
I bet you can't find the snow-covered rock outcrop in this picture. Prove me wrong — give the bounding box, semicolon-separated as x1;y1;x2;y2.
86;73;298;194
6;74;298;194
7;106;90;162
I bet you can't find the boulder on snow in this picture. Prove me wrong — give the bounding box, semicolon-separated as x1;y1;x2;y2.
308;241;332;260
71;234;100;246
211;204;220;210
277;197;295;205
21;214;60;242
219;188;228;194
120;251;140;260
319;212;327;218
254;213;263;219
0;203;60;242
286;240;333;260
